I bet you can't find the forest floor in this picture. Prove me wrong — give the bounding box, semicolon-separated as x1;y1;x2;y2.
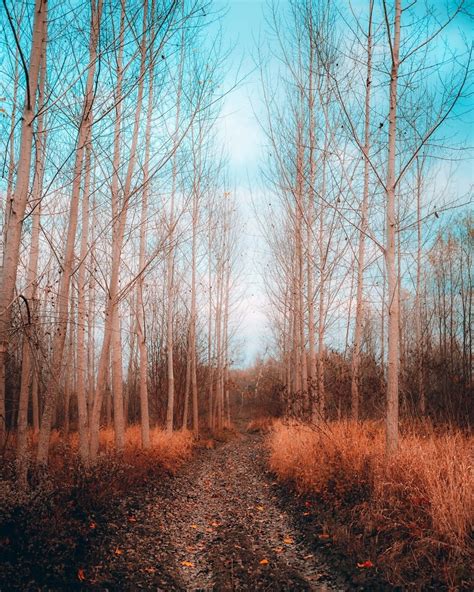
1;429;391;591
74;432;352;591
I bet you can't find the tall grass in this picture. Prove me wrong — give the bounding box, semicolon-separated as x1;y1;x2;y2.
268;420;473;589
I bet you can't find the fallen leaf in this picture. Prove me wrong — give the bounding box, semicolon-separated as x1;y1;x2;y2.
77;568;86;581
114;548;123;555
259;559;269;565
145;567;156;573
283;537;294;544
128;516;137;523
357;560;374;569
89;521;96;530
190;524;198;529
211;522;220;527
318;533;330;540
303;512;310;516
256;505;264;511
181;561;194;567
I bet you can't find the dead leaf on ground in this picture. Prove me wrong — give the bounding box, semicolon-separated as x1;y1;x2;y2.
77;568;86;581
357;560;374;569
259;558;269;565
114;547;123;555
318;533;330;540
181;561;194;567
283;536;294;544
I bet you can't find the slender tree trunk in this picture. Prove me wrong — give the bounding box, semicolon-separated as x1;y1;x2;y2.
136;3;155;447
107;4;127;453
37;0;101;464
415;157;425;416
307;43;317;411
207;215;214;429
31;369;39;433
3;11;22;269
351;1;373;421
384;0;401;455
63;294;76;436
75;137;93;463
87;193;97;417
165;18;185;432
189;126;201;435
16;35;47;479
0;0;47;446
317;87;330;420
182;330;191;429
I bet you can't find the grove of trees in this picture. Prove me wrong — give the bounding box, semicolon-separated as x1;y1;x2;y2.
0;0;238;476
258;0;472;451
0;0;471;481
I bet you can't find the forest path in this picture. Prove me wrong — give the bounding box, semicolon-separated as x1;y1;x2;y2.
92;432;347;591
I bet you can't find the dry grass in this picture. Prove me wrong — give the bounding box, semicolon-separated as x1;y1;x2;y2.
268;420;473;589
16;425;194;473
246;416;276;434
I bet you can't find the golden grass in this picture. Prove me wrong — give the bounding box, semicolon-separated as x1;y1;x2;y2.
246;416;276;434
14;425;194;475
268;420;473;588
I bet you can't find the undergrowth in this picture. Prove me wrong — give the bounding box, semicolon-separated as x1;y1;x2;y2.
0;426;193;588
246;416;276;434
268;419;473;590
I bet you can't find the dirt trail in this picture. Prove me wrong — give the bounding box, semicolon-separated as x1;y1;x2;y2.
88;433;347;591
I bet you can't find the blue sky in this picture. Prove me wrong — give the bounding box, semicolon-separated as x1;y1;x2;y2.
212;0;270;366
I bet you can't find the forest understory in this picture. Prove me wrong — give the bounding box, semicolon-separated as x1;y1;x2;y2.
1;417;471;591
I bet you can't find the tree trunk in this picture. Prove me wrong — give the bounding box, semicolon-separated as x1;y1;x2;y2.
351;0;373;422
165;16;185;432
415;156;425;416
136;2;155;447
385;0;401;455
75;137;93;463
16;33;47;480
37;0;101;465
0;0;47;446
